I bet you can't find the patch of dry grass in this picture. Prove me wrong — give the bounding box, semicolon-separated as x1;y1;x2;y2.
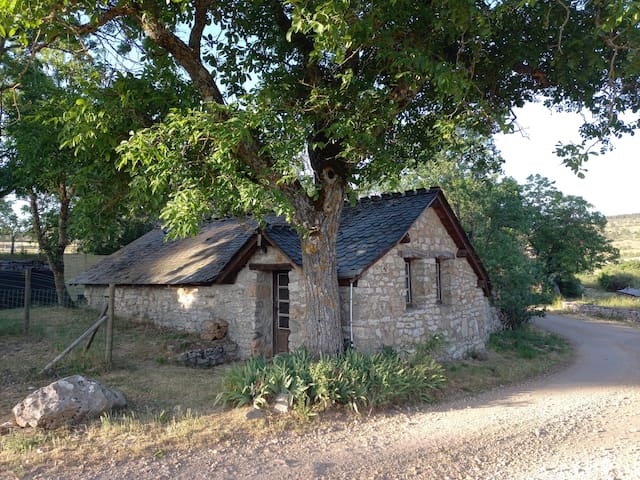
1;308;571;479
438;327;571;399
1;306;263;477
0;307;224;420
606;213;640;260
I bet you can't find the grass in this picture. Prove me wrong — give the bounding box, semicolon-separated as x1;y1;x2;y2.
576;294;640;310
606;213;640;260
438;326;571;399
0;307;226;419
1;307;571;478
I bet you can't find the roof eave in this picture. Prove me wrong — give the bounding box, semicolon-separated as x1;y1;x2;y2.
430;190;491;297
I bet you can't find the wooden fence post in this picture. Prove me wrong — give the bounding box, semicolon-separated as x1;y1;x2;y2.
23;267;31;335
106;284;115;370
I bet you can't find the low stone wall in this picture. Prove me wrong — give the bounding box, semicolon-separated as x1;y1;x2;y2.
563;302;640;322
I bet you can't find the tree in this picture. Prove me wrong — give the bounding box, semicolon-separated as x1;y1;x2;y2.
0;197;21;254
4;1;638;352
523;175;619;293
463;178;552;328
1;54;197;304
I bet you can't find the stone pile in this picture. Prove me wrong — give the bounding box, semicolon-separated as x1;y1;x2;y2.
178;339;239;367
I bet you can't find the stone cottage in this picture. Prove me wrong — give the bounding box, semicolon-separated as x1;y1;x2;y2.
73;188;500;360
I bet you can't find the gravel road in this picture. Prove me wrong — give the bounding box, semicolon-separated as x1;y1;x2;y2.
23;314;640;480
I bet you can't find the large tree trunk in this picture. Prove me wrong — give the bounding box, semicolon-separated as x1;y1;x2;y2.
292;166;346;356
129;5;348;355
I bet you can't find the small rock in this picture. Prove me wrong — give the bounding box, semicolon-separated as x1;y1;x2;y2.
246;408;267;421
200;319;229;341
471;349;489;361
0;421;15;435
272;393;290;414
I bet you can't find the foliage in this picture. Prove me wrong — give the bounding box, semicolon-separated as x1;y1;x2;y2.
597;260;640;291
221;343;446;416
1;55;197;254
2;0;639;352
487;326;569;360
522;175;619;280
0;198;19;234
555;275;584;298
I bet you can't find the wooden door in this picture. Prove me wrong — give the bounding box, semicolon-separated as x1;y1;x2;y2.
273;271;290;355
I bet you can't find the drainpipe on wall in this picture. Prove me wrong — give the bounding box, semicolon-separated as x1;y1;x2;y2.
349;279;354;348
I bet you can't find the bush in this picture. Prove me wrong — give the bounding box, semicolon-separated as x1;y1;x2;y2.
598;272;637;292
556;275;584;298
596;260;640;291
220;341;446;416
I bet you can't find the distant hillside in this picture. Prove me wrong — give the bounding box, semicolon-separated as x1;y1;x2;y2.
606;213;640;260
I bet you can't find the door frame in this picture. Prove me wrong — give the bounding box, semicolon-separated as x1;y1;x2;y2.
272;270;290;355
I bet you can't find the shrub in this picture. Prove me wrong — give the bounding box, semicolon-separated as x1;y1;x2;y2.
220;341;446;416
598;272;637;292
556;275;584;298
596;260;640;291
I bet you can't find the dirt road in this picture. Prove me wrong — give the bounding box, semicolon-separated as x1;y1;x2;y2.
26;315;640;479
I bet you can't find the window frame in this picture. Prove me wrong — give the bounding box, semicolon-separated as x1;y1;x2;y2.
404;258;413;307
435;257;443;304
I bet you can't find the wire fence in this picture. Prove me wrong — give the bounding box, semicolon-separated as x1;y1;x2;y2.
0;268;58;309
0;288;59;309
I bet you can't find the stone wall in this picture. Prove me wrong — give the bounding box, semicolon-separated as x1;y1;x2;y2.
562;302;640;322
341;208;499;359
84;245;304;360
83;208;498;361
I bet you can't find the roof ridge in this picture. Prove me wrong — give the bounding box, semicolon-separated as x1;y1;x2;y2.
348;187;437;205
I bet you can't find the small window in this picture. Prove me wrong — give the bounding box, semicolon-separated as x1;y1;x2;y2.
435;258;442;303
404;259;413;306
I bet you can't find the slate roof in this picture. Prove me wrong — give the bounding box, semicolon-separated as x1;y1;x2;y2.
73;188;489;294
72;217;258;285
264;189;438;279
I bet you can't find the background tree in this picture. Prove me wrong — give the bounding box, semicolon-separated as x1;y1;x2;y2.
3;0;638;351
522;175;619;295
0;197;21;254
0;54;197;304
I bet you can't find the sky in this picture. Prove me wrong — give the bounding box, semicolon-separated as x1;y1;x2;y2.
494;102;639;217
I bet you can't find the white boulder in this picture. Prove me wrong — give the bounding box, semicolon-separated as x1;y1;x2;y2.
12;375;126;429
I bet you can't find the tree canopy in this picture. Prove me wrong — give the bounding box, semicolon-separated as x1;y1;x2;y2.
1;0;638;350
0;51;197;303
379;139;619;326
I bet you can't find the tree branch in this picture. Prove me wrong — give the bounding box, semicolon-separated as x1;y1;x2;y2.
189;0;213;60
135;5;225;105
